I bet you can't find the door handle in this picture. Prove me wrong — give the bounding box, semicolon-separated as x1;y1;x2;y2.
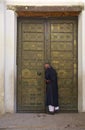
37;72;42;76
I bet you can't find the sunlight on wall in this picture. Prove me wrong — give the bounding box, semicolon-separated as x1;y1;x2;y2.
6;0;85;5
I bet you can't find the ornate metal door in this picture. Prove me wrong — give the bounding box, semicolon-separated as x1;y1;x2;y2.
49;19;78;111
17;19;46;112
17;18;78;112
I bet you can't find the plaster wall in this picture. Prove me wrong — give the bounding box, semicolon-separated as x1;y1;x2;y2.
78;10;85;112
5;10;17;113
0;1;5;114
6;0;85;6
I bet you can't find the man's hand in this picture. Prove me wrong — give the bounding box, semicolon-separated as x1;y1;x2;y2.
46;80;51;83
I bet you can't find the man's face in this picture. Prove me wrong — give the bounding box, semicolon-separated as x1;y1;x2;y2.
44;64;50;69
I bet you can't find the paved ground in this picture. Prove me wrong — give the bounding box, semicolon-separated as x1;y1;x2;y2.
0;113;85;130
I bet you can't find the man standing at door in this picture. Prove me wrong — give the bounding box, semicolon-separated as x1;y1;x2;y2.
45;63;59;114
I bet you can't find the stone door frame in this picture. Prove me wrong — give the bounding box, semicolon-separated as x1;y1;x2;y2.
4;4;85;113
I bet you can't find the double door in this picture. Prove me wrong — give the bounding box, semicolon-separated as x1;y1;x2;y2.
17;18;78;112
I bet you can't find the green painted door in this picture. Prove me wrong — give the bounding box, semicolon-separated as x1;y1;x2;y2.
17;18;78;112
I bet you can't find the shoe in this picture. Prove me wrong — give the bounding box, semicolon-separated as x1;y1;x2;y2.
48;111;55;115
46;110;55;115
55;106;59;110
55;106;59;113
51;111;55;115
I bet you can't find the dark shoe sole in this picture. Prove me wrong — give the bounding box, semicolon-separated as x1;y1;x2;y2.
46;111;55;115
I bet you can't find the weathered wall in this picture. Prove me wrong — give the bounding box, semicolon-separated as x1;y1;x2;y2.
6;0;85;6
78;10;85;112
0;1;5;114
0;0;85;113
5;10;17;113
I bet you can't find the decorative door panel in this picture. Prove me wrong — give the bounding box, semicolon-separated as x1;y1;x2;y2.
17;19;45;112
50;19;78;111
17;18;78;112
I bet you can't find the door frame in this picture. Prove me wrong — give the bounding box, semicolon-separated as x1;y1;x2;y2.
5;6;85;113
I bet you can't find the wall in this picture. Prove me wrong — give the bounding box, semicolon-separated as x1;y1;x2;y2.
78;10;85;112
6;0;85;5
0;1;5;114
5;10;17;113
0;0;85;113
